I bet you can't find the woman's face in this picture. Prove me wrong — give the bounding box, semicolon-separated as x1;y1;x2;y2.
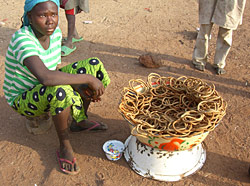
28;1;58;37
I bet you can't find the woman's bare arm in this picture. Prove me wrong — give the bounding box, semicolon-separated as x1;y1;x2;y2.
24;56;104;97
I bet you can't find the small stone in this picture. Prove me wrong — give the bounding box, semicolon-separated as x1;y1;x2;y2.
138;54;162;68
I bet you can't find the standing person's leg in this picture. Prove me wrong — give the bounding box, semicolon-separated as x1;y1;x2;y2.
213;27;233;75
61;12;76;56
64;10;83;44
192;23;213;71
61;7;83;56
67;6;83;40
65;13;76;46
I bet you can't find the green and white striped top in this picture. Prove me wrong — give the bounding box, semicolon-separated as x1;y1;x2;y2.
3;25;62;106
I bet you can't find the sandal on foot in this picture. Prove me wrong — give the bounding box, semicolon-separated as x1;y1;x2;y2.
56;151;80;175
214;67;226;75
62;37;83;43
70;121;108;132
194;64;205;71
72;37;83;43
61;45;76;57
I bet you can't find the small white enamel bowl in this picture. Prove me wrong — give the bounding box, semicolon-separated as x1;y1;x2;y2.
103;140;125;161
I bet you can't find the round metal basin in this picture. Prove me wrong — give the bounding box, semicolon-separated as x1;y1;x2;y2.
124;135;206;182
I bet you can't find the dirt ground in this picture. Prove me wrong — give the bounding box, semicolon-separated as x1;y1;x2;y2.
0;0;249;185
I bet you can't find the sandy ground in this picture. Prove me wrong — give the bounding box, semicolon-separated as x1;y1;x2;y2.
0;0;250;185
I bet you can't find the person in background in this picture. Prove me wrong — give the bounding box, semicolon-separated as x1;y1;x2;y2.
3;0;110;175
60;0;89;56
192;0;246;75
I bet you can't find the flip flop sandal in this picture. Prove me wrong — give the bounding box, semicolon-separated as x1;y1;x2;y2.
61;45;76;57
70;121;108;132
56;151;80;175
72;37;83;43
62;37;83;43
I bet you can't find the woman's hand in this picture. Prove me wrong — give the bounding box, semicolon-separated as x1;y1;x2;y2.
87;76;105;98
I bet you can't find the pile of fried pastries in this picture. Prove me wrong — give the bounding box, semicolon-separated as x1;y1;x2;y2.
118;73;227;138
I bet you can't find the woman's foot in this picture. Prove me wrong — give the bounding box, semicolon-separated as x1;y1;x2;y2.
56;145;80;175
70;120;108;132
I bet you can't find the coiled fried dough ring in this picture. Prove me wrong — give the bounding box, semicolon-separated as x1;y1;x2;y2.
118;73;227;138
